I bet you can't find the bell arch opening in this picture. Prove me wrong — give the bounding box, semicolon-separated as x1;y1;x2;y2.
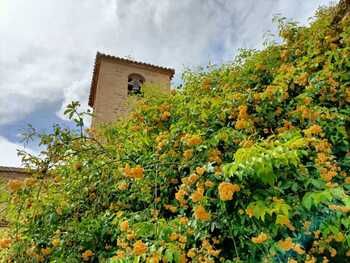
127;73;145;95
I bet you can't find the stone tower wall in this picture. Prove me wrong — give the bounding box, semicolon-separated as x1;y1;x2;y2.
91;59;171;127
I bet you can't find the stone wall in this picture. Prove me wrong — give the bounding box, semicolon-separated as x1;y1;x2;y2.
91;59;172;127
0;166;31;181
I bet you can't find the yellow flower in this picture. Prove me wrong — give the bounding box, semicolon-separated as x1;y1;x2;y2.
208;149;222;164
187;248;196;258
330;248;337;257
183;149;193;160
164;204;177;213
292;244;304;255
24;177;37;187
41;248;51;255
7;179;23;192
179;216;188;225
82;250;94;261
251;232;268;244
169;233;178;241
117;182;129;191
175;189;188;202
178;235;187;243
133;240;148;256
51;239;60;247
195;166;205;176
304;124;322;137
218;182;240;201
120;220;129;232
116;211;124;217
334;232;345;242
194;205;210;221
127;230;135;240
345;177;350;184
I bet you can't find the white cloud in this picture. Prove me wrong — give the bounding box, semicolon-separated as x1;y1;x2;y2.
0;0;337;126
0;136;36;167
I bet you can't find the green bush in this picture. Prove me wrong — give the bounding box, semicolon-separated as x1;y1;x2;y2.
1;2;350;262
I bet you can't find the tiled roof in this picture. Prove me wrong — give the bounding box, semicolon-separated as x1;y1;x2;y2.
0;166;31;179
88;52;175;107
0;166;30;174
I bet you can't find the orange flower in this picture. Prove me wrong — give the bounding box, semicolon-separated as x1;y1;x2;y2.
175;189;188;203
82;250;94;261
194;205;210;221
178;235;187;243
0;238;12;249
183;149;193;160
164;204;177;213
7;179;23;192
124;164;144;179
321;170;337;182
187;174;199;185
278;237;294;251
115;250;125;259
235;119;247;129
187;135;202;145
208;149;222;164
195;166;205;176
330;248;337;257
304;124;322;137
328;204;350;213
191;187;204;202
205;180;214;188
24;177;37;187
175;218;186;226
169;233;178;241
161;111;171;121
218;182;240;201
120;220;129;232
251;232;268;244
345;177;350;184
133;240;148;255
238;105;248;119
246;207;254;217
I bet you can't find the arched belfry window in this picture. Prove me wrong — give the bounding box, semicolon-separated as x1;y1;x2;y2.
128;73;145;95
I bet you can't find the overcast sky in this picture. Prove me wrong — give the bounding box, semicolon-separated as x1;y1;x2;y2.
0;0;336;167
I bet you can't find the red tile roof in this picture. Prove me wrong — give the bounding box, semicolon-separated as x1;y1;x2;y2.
88;52;175;107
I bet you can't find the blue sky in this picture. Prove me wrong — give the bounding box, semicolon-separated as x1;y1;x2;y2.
0;0;336;167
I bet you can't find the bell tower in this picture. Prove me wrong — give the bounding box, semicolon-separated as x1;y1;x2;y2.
88;52;175;127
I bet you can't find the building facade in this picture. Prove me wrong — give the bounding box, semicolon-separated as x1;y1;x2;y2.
89;52;175;127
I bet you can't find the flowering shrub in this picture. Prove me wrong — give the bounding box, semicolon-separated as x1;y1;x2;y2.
1;2;350;262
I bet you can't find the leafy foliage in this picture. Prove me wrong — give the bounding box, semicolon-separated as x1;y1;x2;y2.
1;3;350;262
